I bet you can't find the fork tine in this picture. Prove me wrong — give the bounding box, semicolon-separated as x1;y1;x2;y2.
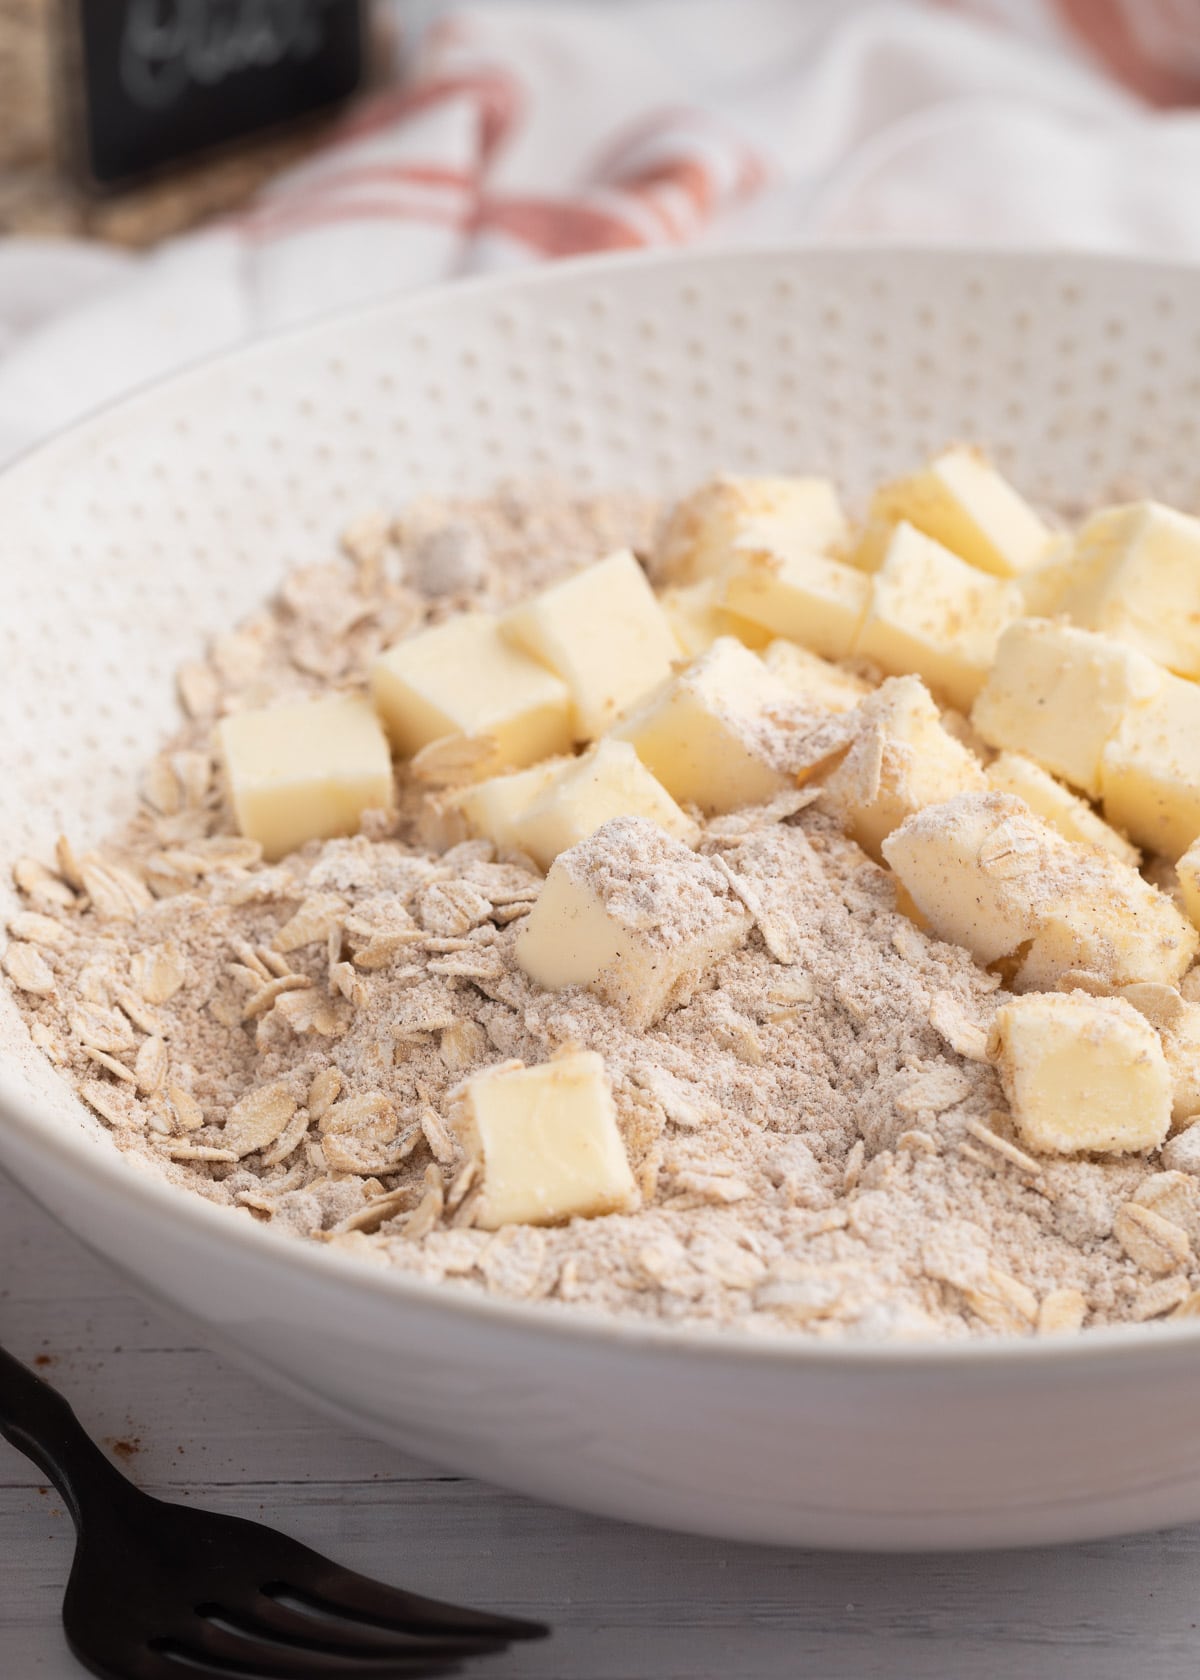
152;1624;467;1678
203;1599;509;1664
270;1566;547;1642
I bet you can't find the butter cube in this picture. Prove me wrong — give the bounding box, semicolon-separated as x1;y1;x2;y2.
1060;502;1200;679
1120;986;1200;1126
515;816;752;1028
988;992;1171;1155
869;446;1051;578
820;676;988;863
657;580;771;656
853;523;1022;712
761;639;872;712
881;792;1056;967
453;1051;637;1228
1099;670;1200;860
218;694;393;862
971;619;1164;798
1015;870;1197;993
371;611;571;776
1177;840;1200;932
656;474;847;586
501;550;679;741
882;792;1197;988
722;540;871;662
452;759;567;853
513;738;697;872
611;637;793;814
986;752;1139;867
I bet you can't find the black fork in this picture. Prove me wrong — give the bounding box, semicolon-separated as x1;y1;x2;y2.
0;1344;547;1679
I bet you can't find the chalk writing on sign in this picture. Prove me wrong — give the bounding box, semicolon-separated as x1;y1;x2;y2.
119;0;334;111
71;0;365;185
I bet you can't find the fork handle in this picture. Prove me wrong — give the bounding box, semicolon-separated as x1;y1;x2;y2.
0;1343;136;1529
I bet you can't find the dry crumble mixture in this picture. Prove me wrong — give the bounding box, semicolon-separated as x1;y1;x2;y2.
7;483;1200;1342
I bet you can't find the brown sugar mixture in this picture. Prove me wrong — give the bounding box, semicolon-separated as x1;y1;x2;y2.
8;478;1200;1341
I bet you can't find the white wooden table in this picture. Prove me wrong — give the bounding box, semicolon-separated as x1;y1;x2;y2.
3;1168;1197;1680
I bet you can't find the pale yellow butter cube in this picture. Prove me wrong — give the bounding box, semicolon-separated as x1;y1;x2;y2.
1120;987;1200;1127
501;550;679;741
656;474;847;586
971;618;1164;798
1061;501;1200;679
611;637;793;814
988;991;1171;1155
870;446;1051;578
657;580;771;656
371;611;571;776
985;751;1139;867
514;738;697;872
761;639;872;712
218;694;393;863
1015;870;1197;993
453;1051;637;1229
820;676;988;863
1177;840;1200;932
452;759;567;853
722;539;871;662
881;791;1196;988
880;792;1056;967
1099;671;1200;860
515;816;752;1028
853;523;1022;712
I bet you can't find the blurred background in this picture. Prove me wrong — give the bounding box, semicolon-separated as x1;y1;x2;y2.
0;0;1199;460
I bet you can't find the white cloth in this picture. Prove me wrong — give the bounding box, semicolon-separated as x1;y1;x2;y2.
2;0;1200;463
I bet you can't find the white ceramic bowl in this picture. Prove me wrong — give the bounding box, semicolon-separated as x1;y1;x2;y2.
5;246;1200;1552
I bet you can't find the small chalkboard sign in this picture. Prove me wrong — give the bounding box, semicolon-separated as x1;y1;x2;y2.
65;0;367;189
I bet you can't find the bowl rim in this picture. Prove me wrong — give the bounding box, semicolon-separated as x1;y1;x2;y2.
0;236;1194;488
4;237;1200;1373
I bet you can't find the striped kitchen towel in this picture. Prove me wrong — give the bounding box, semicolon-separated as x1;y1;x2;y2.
0;0;1198;459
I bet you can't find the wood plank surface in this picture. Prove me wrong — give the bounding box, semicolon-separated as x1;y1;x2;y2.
1;1168;1195;1680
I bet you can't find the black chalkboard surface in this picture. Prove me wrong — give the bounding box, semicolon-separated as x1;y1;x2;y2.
66;0;367;188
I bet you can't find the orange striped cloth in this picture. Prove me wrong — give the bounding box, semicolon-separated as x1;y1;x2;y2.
235;11;765;291
240;0;1200;268
2;0;1199;457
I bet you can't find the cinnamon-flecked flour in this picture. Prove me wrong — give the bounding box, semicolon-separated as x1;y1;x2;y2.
7;486;1199;1340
